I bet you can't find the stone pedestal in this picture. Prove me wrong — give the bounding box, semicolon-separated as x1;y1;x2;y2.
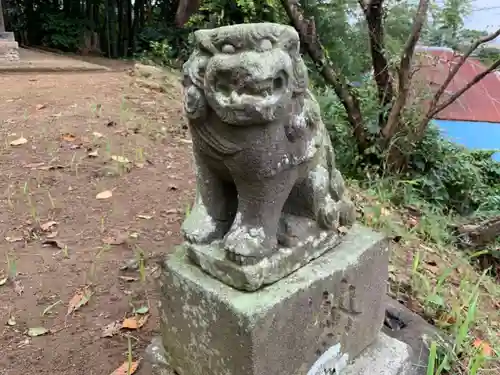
147;225;394;375
0;32;20;63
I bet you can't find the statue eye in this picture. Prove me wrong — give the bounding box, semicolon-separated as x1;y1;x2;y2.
221;44;236;54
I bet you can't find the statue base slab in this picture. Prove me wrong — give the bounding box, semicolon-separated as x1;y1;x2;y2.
186;223;345;291
0;34;20;63
147;225;390;375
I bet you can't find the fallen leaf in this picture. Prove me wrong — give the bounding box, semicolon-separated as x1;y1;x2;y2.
7;316;16;326
137;215;152;220
40;221;57;231
42;239;63;249
67;288;93;315
423;260;441;275
39;165;65;171
133;306;149;315
118;276;138;282
111;155;130;163
5;236;23;243
46;231;58;239
406;216;419;228
122;314;149;330
42;300;62;316
24;162;45;169
122;317;139;330
102;321;122;338
87;150;99;158
10;137;28;146
96;190;113;200
0;278;7;286
473;338;493;357
110;360;140;375
61;133;76;142
27;327;49;337
36;104;47;110
13;280;24;296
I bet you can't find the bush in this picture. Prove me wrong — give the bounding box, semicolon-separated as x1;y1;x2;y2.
316;88;500;217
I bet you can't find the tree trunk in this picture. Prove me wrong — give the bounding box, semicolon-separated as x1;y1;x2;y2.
0;0;5;33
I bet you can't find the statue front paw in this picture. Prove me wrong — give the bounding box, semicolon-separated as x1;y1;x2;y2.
316;197;340;230
223;226;271;265
181;205;229;244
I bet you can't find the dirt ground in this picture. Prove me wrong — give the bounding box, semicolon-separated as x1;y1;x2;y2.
0;68;193;374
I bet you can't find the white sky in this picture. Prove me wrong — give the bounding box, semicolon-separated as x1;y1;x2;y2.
464;0;500;32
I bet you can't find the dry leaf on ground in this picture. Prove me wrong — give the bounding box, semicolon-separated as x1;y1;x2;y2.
61;133;76;142
111;155;130;163
27;327;49;337
40;221;57;231
67;288;93;315
102;321;122;338
122;314;149;330
10;137;28;146
96;190;113;199
118;276;138;282
110;360;140;375
473;338;493;357
42;239;64;249
5;236;24;243
13;280;24;295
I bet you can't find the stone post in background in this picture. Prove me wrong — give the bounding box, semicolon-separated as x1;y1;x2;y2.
146;22;415;375
0;1;20;63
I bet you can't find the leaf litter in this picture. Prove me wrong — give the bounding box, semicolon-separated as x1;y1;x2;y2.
67;287;93;316
110;360;140;375
10;137;28;146
27;327;49;337
96;190;113;200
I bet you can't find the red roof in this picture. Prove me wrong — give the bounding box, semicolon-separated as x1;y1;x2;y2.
414;47;500;123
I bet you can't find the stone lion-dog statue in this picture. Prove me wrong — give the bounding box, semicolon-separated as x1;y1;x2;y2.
180;22;355;267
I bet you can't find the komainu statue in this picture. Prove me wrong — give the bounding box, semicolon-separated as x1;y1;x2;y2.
180;23;356;288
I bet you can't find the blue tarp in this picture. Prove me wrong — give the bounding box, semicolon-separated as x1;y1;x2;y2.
433;119;500;161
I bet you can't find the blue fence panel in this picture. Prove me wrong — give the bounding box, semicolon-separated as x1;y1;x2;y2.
433;119;500;161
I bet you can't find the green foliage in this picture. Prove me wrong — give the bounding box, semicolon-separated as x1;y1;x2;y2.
186;0;285;29
410;126;500;216
40;12;86;51
317;85;500;218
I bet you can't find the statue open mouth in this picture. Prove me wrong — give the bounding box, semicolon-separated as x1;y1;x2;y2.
212;70;288;109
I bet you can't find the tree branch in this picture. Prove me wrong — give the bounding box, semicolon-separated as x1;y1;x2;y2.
426;28;500;116
429;58;500;118
359;0;395;118
175;0;201;26
415;28;500;137
280;0;370;150
381;0;429;140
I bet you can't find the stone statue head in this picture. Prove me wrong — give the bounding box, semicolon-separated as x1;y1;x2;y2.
182;23;309;125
